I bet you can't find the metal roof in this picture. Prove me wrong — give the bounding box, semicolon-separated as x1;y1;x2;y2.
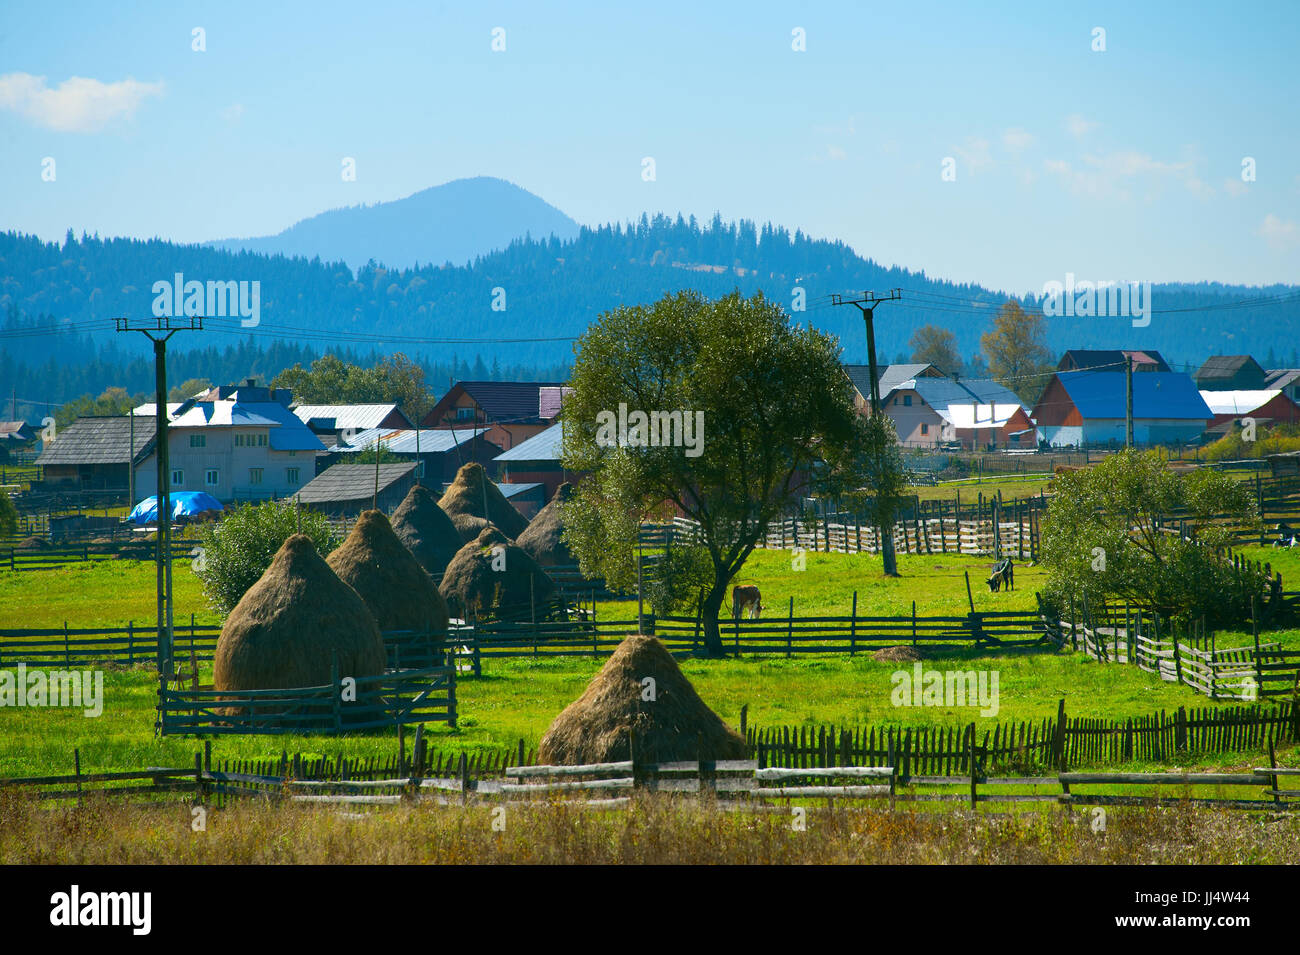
844;363;941;401
1199;390;1292;416
1057;371;1212;420
292;404;409;432
936;403;1026;429
36;416;156;466
459;381;568;422
903;376;1024;412
329;427;489;454
494;421;565;462
295;462;417;503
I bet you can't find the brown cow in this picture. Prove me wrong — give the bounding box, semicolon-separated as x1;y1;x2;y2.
732;585;762;619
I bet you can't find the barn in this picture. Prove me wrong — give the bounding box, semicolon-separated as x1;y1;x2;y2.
1032;371;1212;447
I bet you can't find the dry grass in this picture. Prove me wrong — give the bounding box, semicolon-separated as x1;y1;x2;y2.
1;789;1295;864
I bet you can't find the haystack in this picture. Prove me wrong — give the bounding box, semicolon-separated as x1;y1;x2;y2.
515;482;575;567
538;635;747;765
871;645;927;662
438;527;558;619
326;510;450;646
448;511;495;543
438;462;529;539
390;484;463;577
214;534;385;692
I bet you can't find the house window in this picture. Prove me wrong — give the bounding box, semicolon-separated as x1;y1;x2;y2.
249;468;263;485
189;434;205;448
235;432;269;447
286;467;300;485
903;395;913;406
170;468;184;487
456;406;475;421
921;423;929;435
205;469;219;487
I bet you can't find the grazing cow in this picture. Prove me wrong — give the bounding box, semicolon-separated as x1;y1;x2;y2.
986;558;1014;592
732;585;763;619
1274;523;1298;548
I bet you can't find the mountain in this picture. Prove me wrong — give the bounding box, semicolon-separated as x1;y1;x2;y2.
3;214;1298;393
206;176;581;270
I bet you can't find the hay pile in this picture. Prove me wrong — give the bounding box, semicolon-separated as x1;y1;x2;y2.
538;635;747;765
871;645;927;662
438;527;557;619
389;484;464;578
448;512;495;543
325;510;449;643
438;462;529;539
16;536;49;550
515;482;575;567
214;534;385;692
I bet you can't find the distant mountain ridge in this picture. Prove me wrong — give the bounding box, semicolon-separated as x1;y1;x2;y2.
206;176;581;270
3;208;1298;379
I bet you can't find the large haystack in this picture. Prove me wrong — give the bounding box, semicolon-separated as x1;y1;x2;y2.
438;527;558;619
326;510;449;643
448;511;495;543
538;635;747;765
438;462;529;539
390;484;463;577
214;534;385;692
515;482;575;567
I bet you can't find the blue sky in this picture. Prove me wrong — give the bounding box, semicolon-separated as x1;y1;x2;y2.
1;0;1297;294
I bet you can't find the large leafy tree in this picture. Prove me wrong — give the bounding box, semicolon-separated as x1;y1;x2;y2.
560;290;869;657
908;324;963;375
1041;450;1261;626
980;301;1053;403
271;352;433;415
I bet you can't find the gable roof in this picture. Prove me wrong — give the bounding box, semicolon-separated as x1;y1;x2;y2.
0;421;36;442
1199;390;1294;417
329;426;489;454
1058;350;1171;373
168;399;326;452
295;462;417;504
36;416;156;466
1265;369;1300;390
937;403;1027;430
902;376;1024;412
424;381;569;427
1057;371;1212;420
494;421;566;462
1195;355;1266;386
291;404;411;432
844;363;944;403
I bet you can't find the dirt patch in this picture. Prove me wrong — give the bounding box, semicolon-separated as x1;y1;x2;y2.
871;645;928;662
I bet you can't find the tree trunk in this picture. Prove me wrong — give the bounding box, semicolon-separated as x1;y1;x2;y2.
881;517;900;576
700;579;728;658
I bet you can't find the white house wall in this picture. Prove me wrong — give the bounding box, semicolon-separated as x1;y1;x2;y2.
133;426;319;503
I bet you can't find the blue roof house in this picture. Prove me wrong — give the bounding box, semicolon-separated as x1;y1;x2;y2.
1030;370;1212;448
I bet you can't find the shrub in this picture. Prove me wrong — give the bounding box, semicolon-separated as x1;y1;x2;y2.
195;499;339;615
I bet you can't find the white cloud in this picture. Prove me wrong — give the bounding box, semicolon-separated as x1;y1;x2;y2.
1259;214;1298;247
1223;178;1249;197
0;72;163;132
1002;127;1035;151
220;103;244;124
1043;150;1211;199
1064;113;1099;138
954;136;992;173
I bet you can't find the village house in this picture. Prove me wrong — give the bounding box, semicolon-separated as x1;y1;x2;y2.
1056;349;1171;374
1195;355;1269;391
1199;389;1300;435
493;421;582;501
843;364;1032;449
291;403;412;447
295;461;420;517
1032;370;1212;447
325;425;497;484
35;416;156;491
420;381;569;451
131;382;326;503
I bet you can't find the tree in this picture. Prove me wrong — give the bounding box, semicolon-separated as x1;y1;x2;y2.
0;491;18;538
54;387;146;428
169;378;210;402
980;302;1052;403
908;325;963;375
831;412;910;576
194;499;339;614
1040;450;1261;626
560;290;867;657
271;352;434;413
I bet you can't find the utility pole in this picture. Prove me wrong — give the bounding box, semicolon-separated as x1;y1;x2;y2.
114;315;202;677
1125;353;1134;448
831;289;902;575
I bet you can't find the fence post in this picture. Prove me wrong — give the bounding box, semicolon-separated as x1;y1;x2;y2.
1175;706;1188;752
1053;699;1067;771
850;591;857;656
968;723;978;808
1251;596;1263;701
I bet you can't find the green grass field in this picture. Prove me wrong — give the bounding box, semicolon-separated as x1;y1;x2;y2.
2;545;1296;779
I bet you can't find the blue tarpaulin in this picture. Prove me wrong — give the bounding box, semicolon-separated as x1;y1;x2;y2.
128;491;224;524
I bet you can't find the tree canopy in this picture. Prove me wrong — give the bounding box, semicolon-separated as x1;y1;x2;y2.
1040;450;1262;626
980;302;1053;403
560;289;874;656
909;324;963;375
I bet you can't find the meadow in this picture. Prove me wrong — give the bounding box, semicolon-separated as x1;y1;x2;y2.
2;544;1296;779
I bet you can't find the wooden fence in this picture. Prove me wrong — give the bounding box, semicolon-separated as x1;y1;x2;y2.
156;659;457;736
1053;610;1300;700
748;701;1299;773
